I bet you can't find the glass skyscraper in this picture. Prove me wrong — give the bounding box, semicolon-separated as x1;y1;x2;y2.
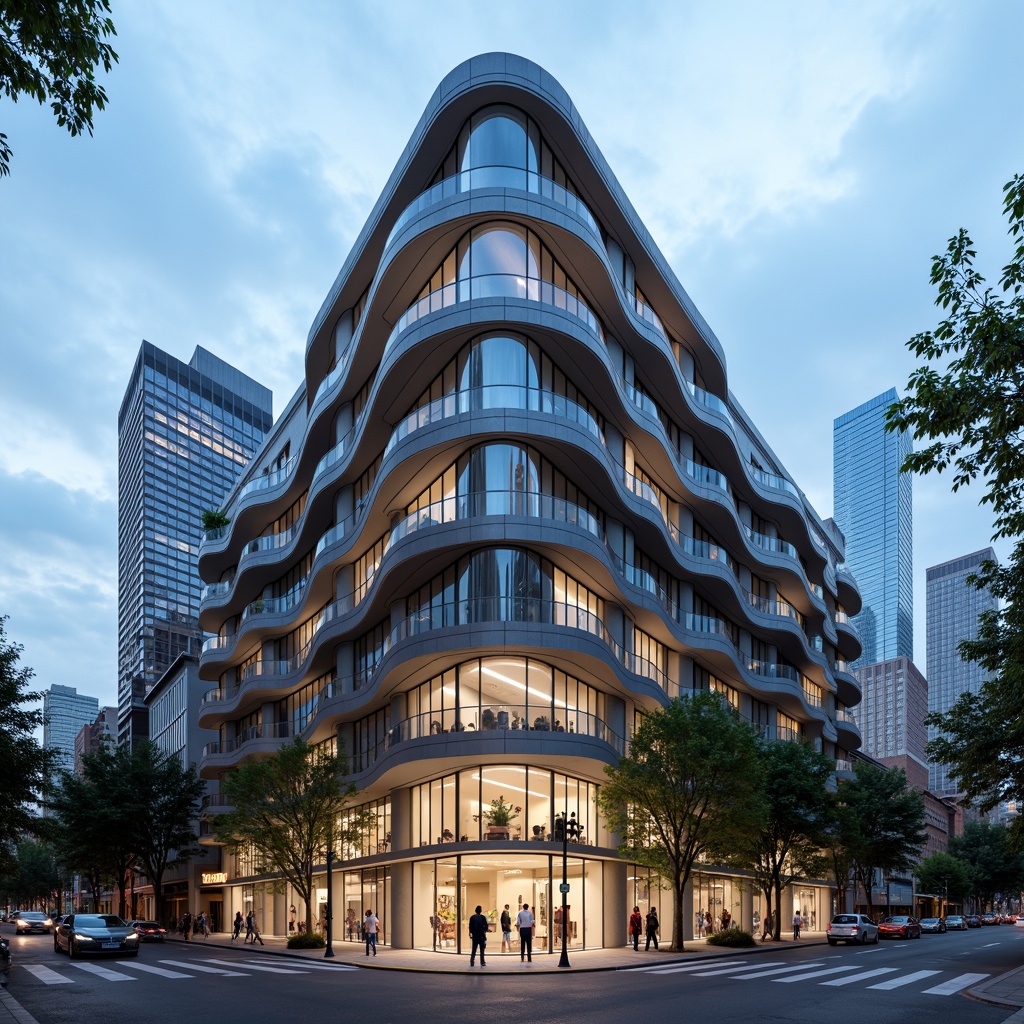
43;684;100;809
117;342;272;748
833;388;913;666
926;548;999;795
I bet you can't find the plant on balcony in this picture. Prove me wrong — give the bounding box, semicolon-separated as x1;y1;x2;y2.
482;795;521;828
201;509;230;531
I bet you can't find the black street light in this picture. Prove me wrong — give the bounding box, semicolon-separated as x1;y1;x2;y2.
324;849;336;958
557;810;581;968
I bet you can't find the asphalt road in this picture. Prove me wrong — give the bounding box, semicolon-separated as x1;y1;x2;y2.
3;923;1023;1024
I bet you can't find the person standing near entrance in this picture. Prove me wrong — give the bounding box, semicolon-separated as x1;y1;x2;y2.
500;905;512;952
629;906;643;950
469;905;488;967
364;909;379;956
645;907;660;950
516;903;535;962
792;910;802;940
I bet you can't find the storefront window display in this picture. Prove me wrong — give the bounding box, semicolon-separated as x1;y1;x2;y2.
342;867;389;945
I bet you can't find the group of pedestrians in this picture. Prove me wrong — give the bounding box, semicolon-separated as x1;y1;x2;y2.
177;910;209;940
230;909;264;944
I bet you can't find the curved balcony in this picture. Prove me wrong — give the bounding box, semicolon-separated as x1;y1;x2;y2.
387;167;601;248
833;660;861;708
834;615;862;662
835;563;863;616
199;722;297;776
834;706;862;748
749;465;801;501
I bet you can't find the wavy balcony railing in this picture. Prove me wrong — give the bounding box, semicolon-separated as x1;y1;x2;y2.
834;609;851;625
385;273;605;358
749;464;800;500
683;612;738;648
742;523;799;561
387;167;601;246
835;705;857;724
802;680;823;707
745;590;802;624
202;580;232;601
201;721;295;760
682;378;733;425
756;723;802;744
748;659;801;684
625;292;666;339
682;456;731;494
240;587;307;625
239;457;296;501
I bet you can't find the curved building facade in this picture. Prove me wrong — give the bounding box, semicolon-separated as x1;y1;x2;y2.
197;54;862;952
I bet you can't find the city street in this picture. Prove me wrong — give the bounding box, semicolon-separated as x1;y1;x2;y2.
2;924;1024;1024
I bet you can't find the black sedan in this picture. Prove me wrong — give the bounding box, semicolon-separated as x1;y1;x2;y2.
14;912;52;934
130;920;167;942
54;914;139;957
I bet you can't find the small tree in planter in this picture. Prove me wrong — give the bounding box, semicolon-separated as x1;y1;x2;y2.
482;795;521;840
201;509;230;532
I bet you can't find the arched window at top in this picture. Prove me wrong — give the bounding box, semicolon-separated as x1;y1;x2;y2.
458;105;540;175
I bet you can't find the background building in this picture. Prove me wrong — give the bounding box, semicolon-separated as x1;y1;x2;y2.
926;548;999;796
73;705;117;775
43;684;100;807
833;388;913;667
117;342;273;748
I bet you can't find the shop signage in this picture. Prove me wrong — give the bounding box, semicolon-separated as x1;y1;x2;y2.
202;872;227;885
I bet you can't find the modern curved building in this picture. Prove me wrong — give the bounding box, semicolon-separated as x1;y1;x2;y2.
196;53;862;952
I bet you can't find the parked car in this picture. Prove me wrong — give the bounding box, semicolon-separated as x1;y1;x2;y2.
14;912;52;934
53;914;139;958
879;915;922;939
1000;914;1017;924
981;912;1001;925
827;913;879;946
130;921;167;942
946;915;967;930
965;914;982;927
920;917;947;933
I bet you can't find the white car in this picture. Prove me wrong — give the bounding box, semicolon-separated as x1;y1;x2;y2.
827;913;879;945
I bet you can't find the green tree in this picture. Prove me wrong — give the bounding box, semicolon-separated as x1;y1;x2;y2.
949;820;1024;909
215;739;371;935
740;740;834;940
597;692;765;951
887;174;1024;837
836;761;926;916
915;851;972;914
0;0;118;176
0;616;53;873
4;838;61;909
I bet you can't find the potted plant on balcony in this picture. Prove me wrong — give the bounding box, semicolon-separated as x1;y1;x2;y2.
202;509;230;532
482;795;521;840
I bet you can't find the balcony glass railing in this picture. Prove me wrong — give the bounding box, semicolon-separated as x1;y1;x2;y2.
748;659;801;684
625;292;666;338
681;378;733;425
749;465;800;500
742;524;799;561
201;580;232;601
387;167;601;245
237;457;297;501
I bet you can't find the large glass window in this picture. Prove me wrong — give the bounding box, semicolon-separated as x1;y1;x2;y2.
458;106;539;177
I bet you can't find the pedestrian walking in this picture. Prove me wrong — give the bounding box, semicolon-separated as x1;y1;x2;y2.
182;910;193;942
516;903;535;962
231;911;243;941
244;910;254;943
197;911;209;939
792;911;802;940
629;906;643;951
364;909;379;956
695;909;705;939
500;904;512;952
645;907;660;951
468;904;488;967
761;911;773;942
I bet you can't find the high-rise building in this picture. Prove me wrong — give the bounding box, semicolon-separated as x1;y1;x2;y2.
853;657;929;790
196;54;863;951
926;548;999;795
43;684;100;801
73;705;117;774
117;342;272;748
833;388;913;666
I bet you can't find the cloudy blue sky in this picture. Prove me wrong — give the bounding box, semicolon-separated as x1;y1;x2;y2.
1;0;1021;710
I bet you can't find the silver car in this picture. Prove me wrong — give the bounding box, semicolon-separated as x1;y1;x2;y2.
827;913;879;945
54;914;139;958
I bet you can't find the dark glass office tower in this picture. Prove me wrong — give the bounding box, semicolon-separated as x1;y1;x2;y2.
117;342;272;748
833;388;913;666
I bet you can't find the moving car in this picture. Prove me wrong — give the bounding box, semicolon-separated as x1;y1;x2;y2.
965;914;981;927
130;921;167;942
15;912;52;934
53;914;139;958
920;917;947;933
946;915;967;930
981;912;1001;925
826;913;879;946
879;915;922;939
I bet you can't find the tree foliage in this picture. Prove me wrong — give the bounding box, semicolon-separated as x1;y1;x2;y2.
0;838;63;909
739;740;834;940
887;174;1024;838
0;616;53;872
834;761;926;915
215;739;371;935
949;820;1024;907
915;851;972;908
0;0;119;176
597;693;765;950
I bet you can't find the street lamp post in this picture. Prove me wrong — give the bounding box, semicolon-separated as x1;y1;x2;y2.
558;810;581;968
324;849;335;958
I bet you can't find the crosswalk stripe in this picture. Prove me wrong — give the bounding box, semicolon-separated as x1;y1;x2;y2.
647;961;749;975
159;960;248;976
201;958;308;974
730;963;825;980
21;965;74;985
774;966;860;983
67;962;137;982
922;973;990;996
115;961;192;978
240;958;358;971
820;967;898;986
867;970;941;990
692;961;786;977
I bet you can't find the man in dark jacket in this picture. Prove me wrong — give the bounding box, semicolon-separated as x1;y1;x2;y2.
469;904;489;967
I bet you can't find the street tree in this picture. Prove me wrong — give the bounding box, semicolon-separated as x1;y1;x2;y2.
0;0;118;176
597;692;765;950
836;761;926;917
740;739;834;940
949;820;1024;909
915;851;972;913
887;174;1024;838
215;739;372;936
0;838;62;909
0;616;53;873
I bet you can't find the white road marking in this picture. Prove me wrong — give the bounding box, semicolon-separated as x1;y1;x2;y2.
774;966;861;983
200;958;308;974
115;961;192;978
692;961;786;976
67;962;137;982
981;942;1001;948
159;960;248;976
922;973;990;996
20;965;73;985
867;970;941;990
622;960;747;974
240;958;358;971
821;967;898;986
731;963;826;980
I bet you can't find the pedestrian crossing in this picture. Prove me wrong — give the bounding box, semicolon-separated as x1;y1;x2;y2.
15;956;360;986
623;958;989;996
